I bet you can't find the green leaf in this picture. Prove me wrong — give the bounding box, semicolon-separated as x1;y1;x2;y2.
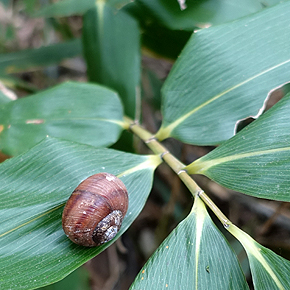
228;223;290;290
130;196;249;290
33;0;95;18
33;0;132;18
137;0;264;30
155;2;290;145
0;38;82;76
0;92;11;104
0;82;124;156
0;137;162;290
82;2;141;118
186;92;290;202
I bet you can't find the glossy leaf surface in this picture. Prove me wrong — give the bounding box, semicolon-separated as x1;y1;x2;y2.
0;137;162;290
130;196;249;290
156;2;290;145
228;223;290;289
0;82;124;155
82;2;140;118
186;92;290;202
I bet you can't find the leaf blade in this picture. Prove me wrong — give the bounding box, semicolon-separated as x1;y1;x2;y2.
33;0;95;18
82;3;141;118
186;92;290;201
156;2;290;145
33;0;132;18
0;81;124;155
130;196;249;290
0;137;162;290
228;224;290;290
0;38;82;76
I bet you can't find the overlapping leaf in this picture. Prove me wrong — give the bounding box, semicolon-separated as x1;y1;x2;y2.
0;82;124;155
82;2;140;118
33;0;95;17
137;0;264;30
228;223;290;289
0;39;82;76
156;2;290;145
33;0;131;18
0;137;162;290
130;196;249;290
124;2;191;59
186;92;290;202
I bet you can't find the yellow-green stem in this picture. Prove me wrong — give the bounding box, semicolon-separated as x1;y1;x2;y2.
125;116;231;226
198;191;230;227
127;118;185;173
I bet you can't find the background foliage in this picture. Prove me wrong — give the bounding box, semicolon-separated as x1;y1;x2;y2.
0;0;290;289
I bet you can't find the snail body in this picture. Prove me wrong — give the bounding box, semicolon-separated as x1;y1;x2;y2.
62;172;128;247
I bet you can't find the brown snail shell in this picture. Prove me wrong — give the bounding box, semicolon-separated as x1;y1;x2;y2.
62;172;128;247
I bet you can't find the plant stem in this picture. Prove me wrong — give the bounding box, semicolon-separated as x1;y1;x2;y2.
197;191;230;227
126;118;185;173
125;116;231;227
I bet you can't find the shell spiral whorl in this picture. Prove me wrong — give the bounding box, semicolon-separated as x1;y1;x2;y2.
62;172;128;247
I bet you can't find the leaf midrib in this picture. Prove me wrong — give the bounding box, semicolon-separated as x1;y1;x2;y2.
187;146;290;174
156;58;290;140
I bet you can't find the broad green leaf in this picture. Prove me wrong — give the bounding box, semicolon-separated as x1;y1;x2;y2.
0;91;11;104
33;0;95;17
82;2;140;118
0;81;124;156
0;137;162;290
186;92;290;202
0;38;82;76
228;223;290;290
137;0;264;30
155;2;290;145
130;196;249;290
33;0;132;18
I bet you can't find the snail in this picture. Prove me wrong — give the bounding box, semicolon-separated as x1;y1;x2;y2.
62;172;128;247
